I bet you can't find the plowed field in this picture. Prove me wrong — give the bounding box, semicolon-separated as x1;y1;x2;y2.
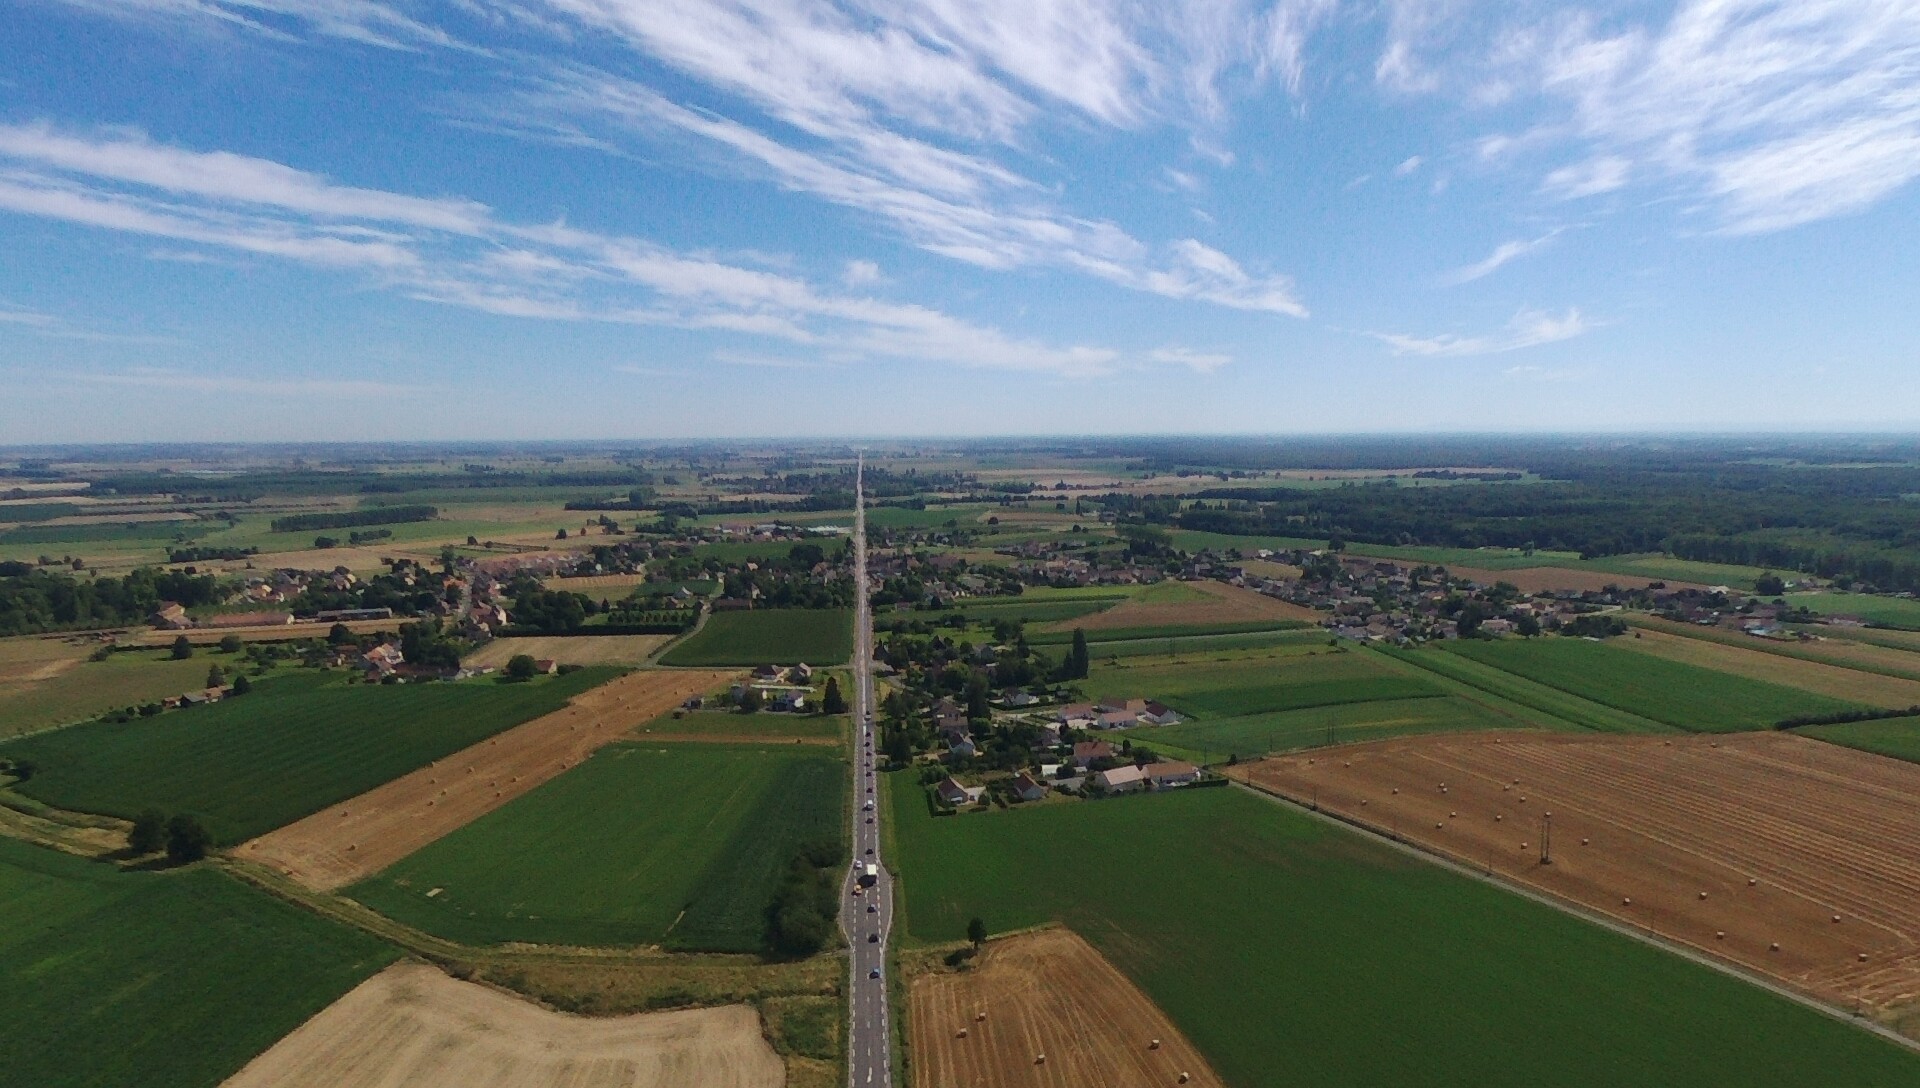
910;927;1223;1088
1235;731;1920;1018
241;668;731;890
220;962;782;1088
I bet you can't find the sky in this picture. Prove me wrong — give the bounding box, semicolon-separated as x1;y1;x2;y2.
2;0;1918;442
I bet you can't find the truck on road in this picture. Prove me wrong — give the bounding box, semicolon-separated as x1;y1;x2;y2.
860;863;878;887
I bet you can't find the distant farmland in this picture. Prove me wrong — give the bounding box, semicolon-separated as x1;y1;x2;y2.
885;774;1920;1088
352;743;844;950
1441;638;1862;732
2;667;617;843
659;609;852;666
0;838;395;1088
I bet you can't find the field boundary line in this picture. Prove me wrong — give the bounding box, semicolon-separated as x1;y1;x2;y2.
1229;779;1920;1055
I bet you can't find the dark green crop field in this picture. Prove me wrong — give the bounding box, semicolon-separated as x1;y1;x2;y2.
1798;717;1920;764
2;667;617;843
1441;638;1861;732
0;839;395;1088
659;608;853;666
351;742;844;950
885;774;1920;1088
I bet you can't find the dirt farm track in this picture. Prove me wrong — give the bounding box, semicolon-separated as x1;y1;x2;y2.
220;962;782;1088
242;669;731;890
1233;732;1920;1027
910;927;1223;1088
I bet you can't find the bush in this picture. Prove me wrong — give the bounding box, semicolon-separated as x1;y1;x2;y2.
165;814;213;864
169;635;193;660
505;654;538;680
218;634;243;653
230;674;252;696
128;809;166;854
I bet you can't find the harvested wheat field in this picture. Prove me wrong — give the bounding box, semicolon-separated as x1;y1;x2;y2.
466;634;676;669
1044;580;1319;633
129;617;396;647
221;961;782;1088
1618;628;1920;708
1235;731;1920;1021
910;927;1223;1088
242;668;732;890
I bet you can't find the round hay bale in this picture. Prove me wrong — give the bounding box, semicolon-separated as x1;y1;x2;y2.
977;1013;987;1022
1770;942;1780;952
1179;1074;1190;1084
1150;1039;1161;1050
957;1029;968;1039
1391;788;1399;795
1699;891;1708;901
1833;914;1843;924
1436;822;1444;830
1747;878;1757;887
1860;953;1870;963
1520;841;1528;850
1034;1054;1046;1065
1360;799;1368;806
1495;815;1504;822
1450;811;1457;818
1580;837;1590;846
1623;896;1633;905
1716;931;1725;940
347;843;356;851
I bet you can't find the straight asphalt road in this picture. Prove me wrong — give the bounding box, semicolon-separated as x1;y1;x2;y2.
841;454;895;1088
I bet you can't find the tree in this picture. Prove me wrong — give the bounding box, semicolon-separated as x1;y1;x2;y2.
1069;627;1090;679
169;635;193;660
1515;612;1542;638
967;917;987;948
165;814;212;864
205;664;226;689
1755;572;1787;596
230;674;253;696
822;676;848;714
217;634;243;654
327;623;354;645
505;653;538;680
128;809;165;854
739;686;765;713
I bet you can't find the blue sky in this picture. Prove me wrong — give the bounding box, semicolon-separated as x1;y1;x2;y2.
2;0;1918;441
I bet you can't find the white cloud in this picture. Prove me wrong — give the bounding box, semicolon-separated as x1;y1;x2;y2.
0;122;1185;377
46;0;474;52
75;367;416;397
1442;230;1559;285
842;259;882;286
1149;347;1233;372
1372;307;1590;357
1542;155;1628;200
1393;154;1424;176
1382;1;1920;232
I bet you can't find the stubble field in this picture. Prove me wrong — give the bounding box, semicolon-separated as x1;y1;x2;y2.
909;927;1223;1088
220;962;784;1088
1235;731;1920;1024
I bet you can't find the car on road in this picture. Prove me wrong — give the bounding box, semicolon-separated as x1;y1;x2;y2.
865;846;873;854
867;904;877;913
863;799;874;810
865;817;873;823
869;968;881;979
868;932;879;942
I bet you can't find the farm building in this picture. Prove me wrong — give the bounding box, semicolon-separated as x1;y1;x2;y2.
1010;773;1050;802
1072;741;1114;769
1147;761;1202;789
1094;765;1149;794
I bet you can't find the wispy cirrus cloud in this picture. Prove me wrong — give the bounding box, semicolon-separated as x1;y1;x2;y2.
1379;0;1920;233
1372;307;1590;357
44;0;473;52
1442;230;1560;285
0;121;1208;377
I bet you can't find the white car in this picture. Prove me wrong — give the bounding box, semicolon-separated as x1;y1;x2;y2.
862;799;875;810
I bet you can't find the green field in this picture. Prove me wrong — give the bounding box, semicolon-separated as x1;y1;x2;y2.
1442;638;1863;732
2;667;617;843
1137;695;1533;762
946;599;1118;625
351;742;844;950
1786;592;1920;629
0;647;226;739
1797;717;1920;763
884;775;1920;1088
1;838;395;1088
1088;649;1421;715
1380;645;1676;734
1086;628;1329;659
1028;619;1310;645
1165;530;1772;588
659;608;853;666
640;708;846;740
